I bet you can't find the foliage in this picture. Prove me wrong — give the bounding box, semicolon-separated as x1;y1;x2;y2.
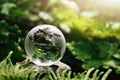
0;51;40;80
67;40;120;73
40;0;120;75
45;67;112;80
0;52;111;80
0;0;120;79
0;20;24;62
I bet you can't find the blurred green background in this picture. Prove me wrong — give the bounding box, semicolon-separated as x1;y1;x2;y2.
0;0;120;79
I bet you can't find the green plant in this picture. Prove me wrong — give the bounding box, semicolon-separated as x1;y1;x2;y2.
0;51;39;80
0;20;24;62
0;52;111;80
43;67;112;80
67;40;120;74
0;0;119;79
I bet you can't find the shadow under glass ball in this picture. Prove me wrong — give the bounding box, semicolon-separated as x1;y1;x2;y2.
25;25;66;66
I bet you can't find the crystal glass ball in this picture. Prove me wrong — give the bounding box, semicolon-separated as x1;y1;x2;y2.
25;25;66;66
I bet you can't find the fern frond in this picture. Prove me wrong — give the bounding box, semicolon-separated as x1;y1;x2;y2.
84;68;94;80
0;52;112;80
101;69;112;80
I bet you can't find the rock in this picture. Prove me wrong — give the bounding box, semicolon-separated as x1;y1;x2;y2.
17;60;71;75
34;61;71;73
51;61;71;71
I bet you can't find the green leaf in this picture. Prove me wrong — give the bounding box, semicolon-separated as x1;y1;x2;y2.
1;3;16;15
82;60;102;69
67;41;96;61
68;40;120;71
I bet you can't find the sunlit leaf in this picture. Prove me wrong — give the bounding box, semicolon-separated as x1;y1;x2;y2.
1;3;16;15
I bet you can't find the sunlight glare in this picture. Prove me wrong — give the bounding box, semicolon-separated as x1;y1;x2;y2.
101;0;120;5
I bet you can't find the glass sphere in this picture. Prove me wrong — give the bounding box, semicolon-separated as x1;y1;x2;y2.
25;25;66;66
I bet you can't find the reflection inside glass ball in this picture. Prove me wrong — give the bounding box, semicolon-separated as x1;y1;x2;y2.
25;25;66;66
